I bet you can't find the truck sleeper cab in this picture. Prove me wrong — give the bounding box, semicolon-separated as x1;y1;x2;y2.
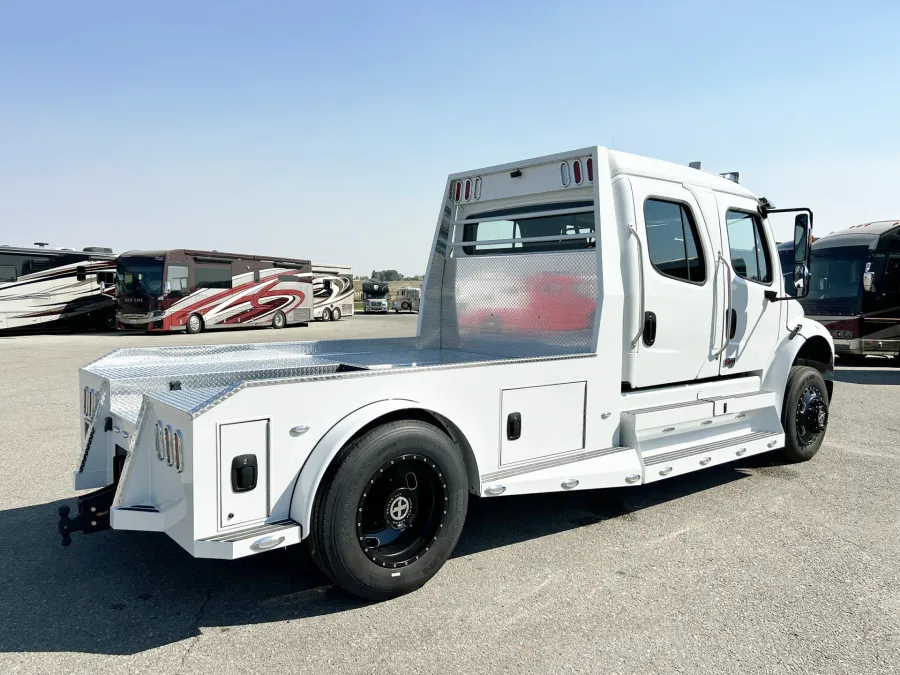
63;147;834;601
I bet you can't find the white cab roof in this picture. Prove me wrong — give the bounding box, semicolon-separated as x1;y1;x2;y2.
607;149;758;201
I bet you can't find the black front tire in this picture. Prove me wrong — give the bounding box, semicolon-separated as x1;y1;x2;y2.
309;420;469;601
272;311;286;329
781;366;829;463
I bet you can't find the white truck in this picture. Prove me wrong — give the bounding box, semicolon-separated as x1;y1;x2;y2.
61;147;834;601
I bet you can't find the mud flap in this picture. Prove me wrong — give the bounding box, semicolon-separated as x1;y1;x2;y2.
57;481;118;546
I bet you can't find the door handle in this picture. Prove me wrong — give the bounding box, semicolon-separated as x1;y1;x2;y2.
642;311;657;347
628;225;645;349
506;412;521;441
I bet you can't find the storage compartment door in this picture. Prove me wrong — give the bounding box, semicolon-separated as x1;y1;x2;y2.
501;382;586;465
219;420;269;528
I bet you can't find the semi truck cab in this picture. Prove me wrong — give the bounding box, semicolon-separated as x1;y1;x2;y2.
62;147;834;601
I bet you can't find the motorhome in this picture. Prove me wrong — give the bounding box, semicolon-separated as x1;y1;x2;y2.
0;245;116;331
308;264;354;321
61;147;834;602
393;287;420;313
779;221;900;363
115;250;314;333
362;281;389;313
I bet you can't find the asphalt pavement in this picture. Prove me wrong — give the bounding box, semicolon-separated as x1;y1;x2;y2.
0;317;898;674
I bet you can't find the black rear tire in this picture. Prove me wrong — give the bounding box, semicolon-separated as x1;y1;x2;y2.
309;420;469;601
780;366;829;463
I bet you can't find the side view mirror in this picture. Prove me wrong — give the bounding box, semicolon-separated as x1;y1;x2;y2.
792;213;811;299
164;281;171;295
863;271;875;292
76;266;86;282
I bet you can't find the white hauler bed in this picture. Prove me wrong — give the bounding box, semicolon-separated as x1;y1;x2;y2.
88;336;595;425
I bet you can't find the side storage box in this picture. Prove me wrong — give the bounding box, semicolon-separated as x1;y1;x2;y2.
501;382;586;465
218;419;269;529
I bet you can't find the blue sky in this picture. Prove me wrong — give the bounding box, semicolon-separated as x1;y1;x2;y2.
1;1;898;274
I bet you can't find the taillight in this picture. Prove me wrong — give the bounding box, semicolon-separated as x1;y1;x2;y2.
156;422;165;461
586;157;594;182
573;160;583;185
560;162;571;187
454;181;462;202
464;179;471;201
174;430;184;473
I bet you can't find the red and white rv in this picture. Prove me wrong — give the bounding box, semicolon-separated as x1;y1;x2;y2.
116;250;320;334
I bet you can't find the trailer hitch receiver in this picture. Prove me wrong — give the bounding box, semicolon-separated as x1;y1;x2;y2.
57;482;117;546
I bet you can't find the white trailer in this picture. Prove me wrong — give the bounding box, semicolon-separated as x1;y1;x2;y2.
307;264;354;321
393;286;420;313
62;147;834;601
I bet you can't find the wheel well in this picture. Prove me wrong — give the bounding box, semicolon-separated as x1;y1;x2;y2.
794;335;834;400
341;409;481;493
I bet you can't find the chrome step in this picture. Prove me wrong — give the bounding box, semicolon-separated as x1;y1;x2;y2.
643;431;778;466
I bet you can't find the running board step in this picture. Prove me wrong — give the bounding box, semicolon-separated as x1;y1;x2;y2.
641;431;783;484
195;519;302;560
622;390;776;432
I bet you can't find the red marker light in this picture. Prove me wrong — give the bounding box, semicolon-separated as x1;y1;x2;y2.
464;179;471;201
586;157;594;182
455;181;462;202
573;160;582;185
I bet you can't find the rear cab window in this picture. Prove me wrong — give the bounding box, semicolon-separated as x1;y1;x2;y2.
459;201;595;256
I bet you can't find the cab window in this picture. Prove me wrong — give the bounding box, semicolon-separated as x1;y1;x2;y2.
726;210;772;284
643;199;706;283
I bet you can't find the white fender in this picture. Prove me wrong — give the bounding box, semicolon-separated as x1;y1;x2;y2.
289;399;477;537
761;316;835;416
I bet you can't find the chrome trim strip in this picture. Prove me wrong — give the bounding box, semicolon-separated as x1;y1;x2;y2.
643;432;778;466
481;445;631;483
201;519;298;543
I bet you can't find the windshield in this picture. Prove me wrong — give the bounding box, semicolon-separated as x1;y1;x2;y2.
800;246;869;315
116;256;165;296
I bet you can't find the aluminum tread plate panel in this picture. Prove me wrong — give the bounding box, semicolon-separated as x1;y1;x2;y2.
149;387;237;416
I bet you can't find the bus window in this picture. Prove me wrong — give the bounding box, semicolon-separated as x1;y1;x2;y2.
0;266;15;282
166;265;189;298
196;266;232;290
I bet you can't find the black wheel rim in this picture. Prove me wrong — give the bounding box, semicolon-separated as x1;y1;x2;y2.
796;385;828;446
356;454;449;569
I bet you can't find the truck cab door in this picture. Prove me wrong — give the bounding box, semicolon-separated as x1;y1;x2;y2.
626;177;721;387
716;195;783;374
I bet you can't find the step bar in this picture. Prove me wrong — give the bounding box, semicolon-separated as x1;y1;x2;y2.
194;519;302;560
641;431;783;484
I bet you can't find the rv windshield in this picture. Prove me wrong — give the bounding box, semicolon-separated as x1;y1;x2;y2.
802;246;869;315
116;256;165;296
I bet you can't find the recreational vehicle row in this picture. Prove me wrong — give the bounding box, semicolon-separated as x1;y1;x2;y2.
62;147;834;602
0;244;354;334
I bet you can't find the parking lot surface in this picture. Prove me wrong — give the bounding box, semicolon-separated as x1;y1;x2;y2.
1;317;898;675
